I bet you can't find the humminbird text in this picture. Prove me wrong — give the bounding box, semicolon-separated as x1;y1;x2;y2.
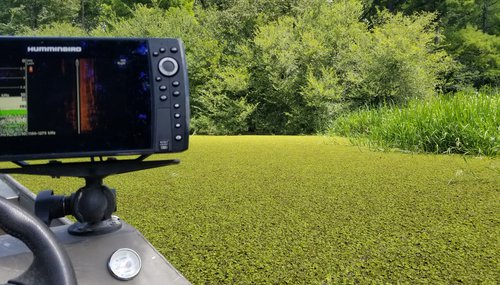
27;46;82;52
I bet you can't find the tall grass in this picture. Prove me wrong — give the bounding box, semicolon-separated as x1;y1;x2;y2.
329;89;499;156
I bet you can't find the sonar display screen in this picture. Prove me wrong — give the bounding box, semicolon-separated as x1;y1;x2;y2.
0;38;152;159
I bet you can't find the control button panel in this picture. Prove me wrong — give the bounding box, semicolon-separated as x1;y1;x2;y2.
149;38;189;153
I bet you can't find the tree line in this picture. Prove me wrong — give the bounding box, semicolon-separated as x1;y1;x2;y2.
1;0;498;135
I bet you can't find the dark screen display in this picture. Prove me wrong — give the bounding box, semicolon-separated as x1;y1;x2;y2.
0;38;152;160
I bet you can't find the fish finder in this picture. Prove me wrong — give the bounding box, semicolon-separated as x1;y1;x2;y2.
0;37;190;161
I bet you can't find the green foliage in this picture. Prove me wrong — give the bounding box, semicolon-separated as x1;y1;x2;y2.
189;79;256;136
252;1;452;133
99;0;134;22
11;136;500;283
79;0;108;30
366;0;500;88
0;0;80;34
0;0;195;33
191;94;255;135
347;11;452;105
366;0;499;34
193;0;304;134
447;26;500;88
21;22;87;36
330;88;500;156
98;0;195;26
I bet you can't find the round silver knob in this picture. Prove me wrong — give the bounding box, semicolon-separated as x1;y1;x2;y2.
158;57;179;77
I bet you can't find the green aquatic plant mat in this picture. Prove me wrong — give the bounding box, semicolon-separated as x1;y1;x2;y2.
9;136;499;284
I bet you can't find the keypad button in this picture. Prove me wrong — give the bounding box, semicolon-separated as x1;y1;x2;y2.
175;135;182;141
158;57;179;77
173;91;180;96
155;77;162;82
174;113;181;118
175;123;181;128
170;47;178;53
153;51;159;56
160;47;166;53
174;104;180;109
159;85;167;91
172;81;180;87
160;95;168;101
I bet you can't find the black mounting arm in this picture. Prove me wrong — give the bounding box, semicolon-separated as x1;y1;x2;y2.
35;176;120;235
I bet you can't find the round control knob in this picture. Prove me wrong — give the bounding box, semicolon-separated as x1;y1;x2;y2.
158;57;179;77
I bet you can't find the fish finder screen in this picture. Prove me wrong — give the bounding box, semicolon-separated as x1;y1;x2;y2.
0;39;152;159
